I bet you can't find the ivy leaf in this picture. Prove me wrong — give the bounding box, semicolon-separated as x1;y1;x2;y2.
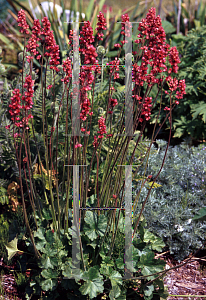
144;284;154;297
116;258;124;270
109;285;121;299
100;266;122;287
151;238;165;252
144;230;165;252
40;256;54;269
63;264;84;282
80;267;104;299
40;278;58;291
5;237;20;260
84;211;107;241
41;269;58;279
109;270;122;288
138;252;165;280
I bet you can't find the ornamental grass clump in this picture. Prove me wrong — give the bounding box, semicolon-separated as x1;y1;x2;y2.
1;7;186;299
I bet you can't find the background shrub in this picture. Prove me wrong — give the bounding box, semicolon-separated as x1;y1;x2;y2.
133;140;206;261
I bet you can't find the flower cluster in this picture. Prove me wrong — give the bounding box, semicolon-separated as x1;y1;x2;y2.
139;97;152;122
107;58;120;80
134;7;170;86
8;89;22;126
79;66;95;121
61;57;72;84
17;9;29;35
97;117;107;138
121;13;131;44
96;12;107;41
26;19;42;62
42;17;60;72
176;79;186;100
165;76;186;103
168;47;181;74
166;76;179;92
93;135;99;149
80;21;98;65
7;75;34;130
22;75;34;111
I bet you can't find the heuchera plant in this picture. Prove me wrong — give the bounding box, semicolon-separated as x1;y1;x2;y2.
2;7;186;300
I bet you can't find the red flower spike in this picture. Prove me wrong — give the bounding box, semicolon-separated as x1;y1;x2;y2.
121;13;131;38
169;47;181;74
26;19;42;62
9;89;22;126
62;57;72;84
41;17;60;72
93;136;99;149
97;117;107;138
96;12;107;41
17;9;29;35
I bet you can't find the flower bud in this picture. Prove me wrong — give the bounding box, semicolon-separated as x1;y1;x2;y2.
97;46;106;56
18;52;24;66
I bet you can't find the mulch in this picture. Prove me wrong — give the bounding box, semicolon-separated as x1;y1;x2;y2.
164;254;206;300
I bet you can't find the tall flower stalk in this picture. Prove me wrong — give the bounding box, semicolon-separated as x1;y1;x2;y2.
6;8;185;264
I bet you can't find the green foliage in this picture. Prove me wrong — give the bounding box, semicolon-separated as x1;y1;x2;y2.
171;25;206;139
15;272;28;288
8;209;168;300
133;140;206;261
0;215;9;261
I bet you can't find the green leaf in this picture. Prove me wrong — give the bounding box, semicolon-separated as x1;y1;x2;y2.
41;269;58;279
45;230;54;244
138;252;165;280
5;237;19;260
34;228;46;240
80;267;104;299
63;262;84;282
86;0;95;20
116;258;124;270
109;285;121;299
84;211;107;241
151;238;165;252
162;20;176;34
40;278;58;291
193;207;206;221
144;230;165;252
144;284;154;297
40;256;54;269
100;266;122;287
